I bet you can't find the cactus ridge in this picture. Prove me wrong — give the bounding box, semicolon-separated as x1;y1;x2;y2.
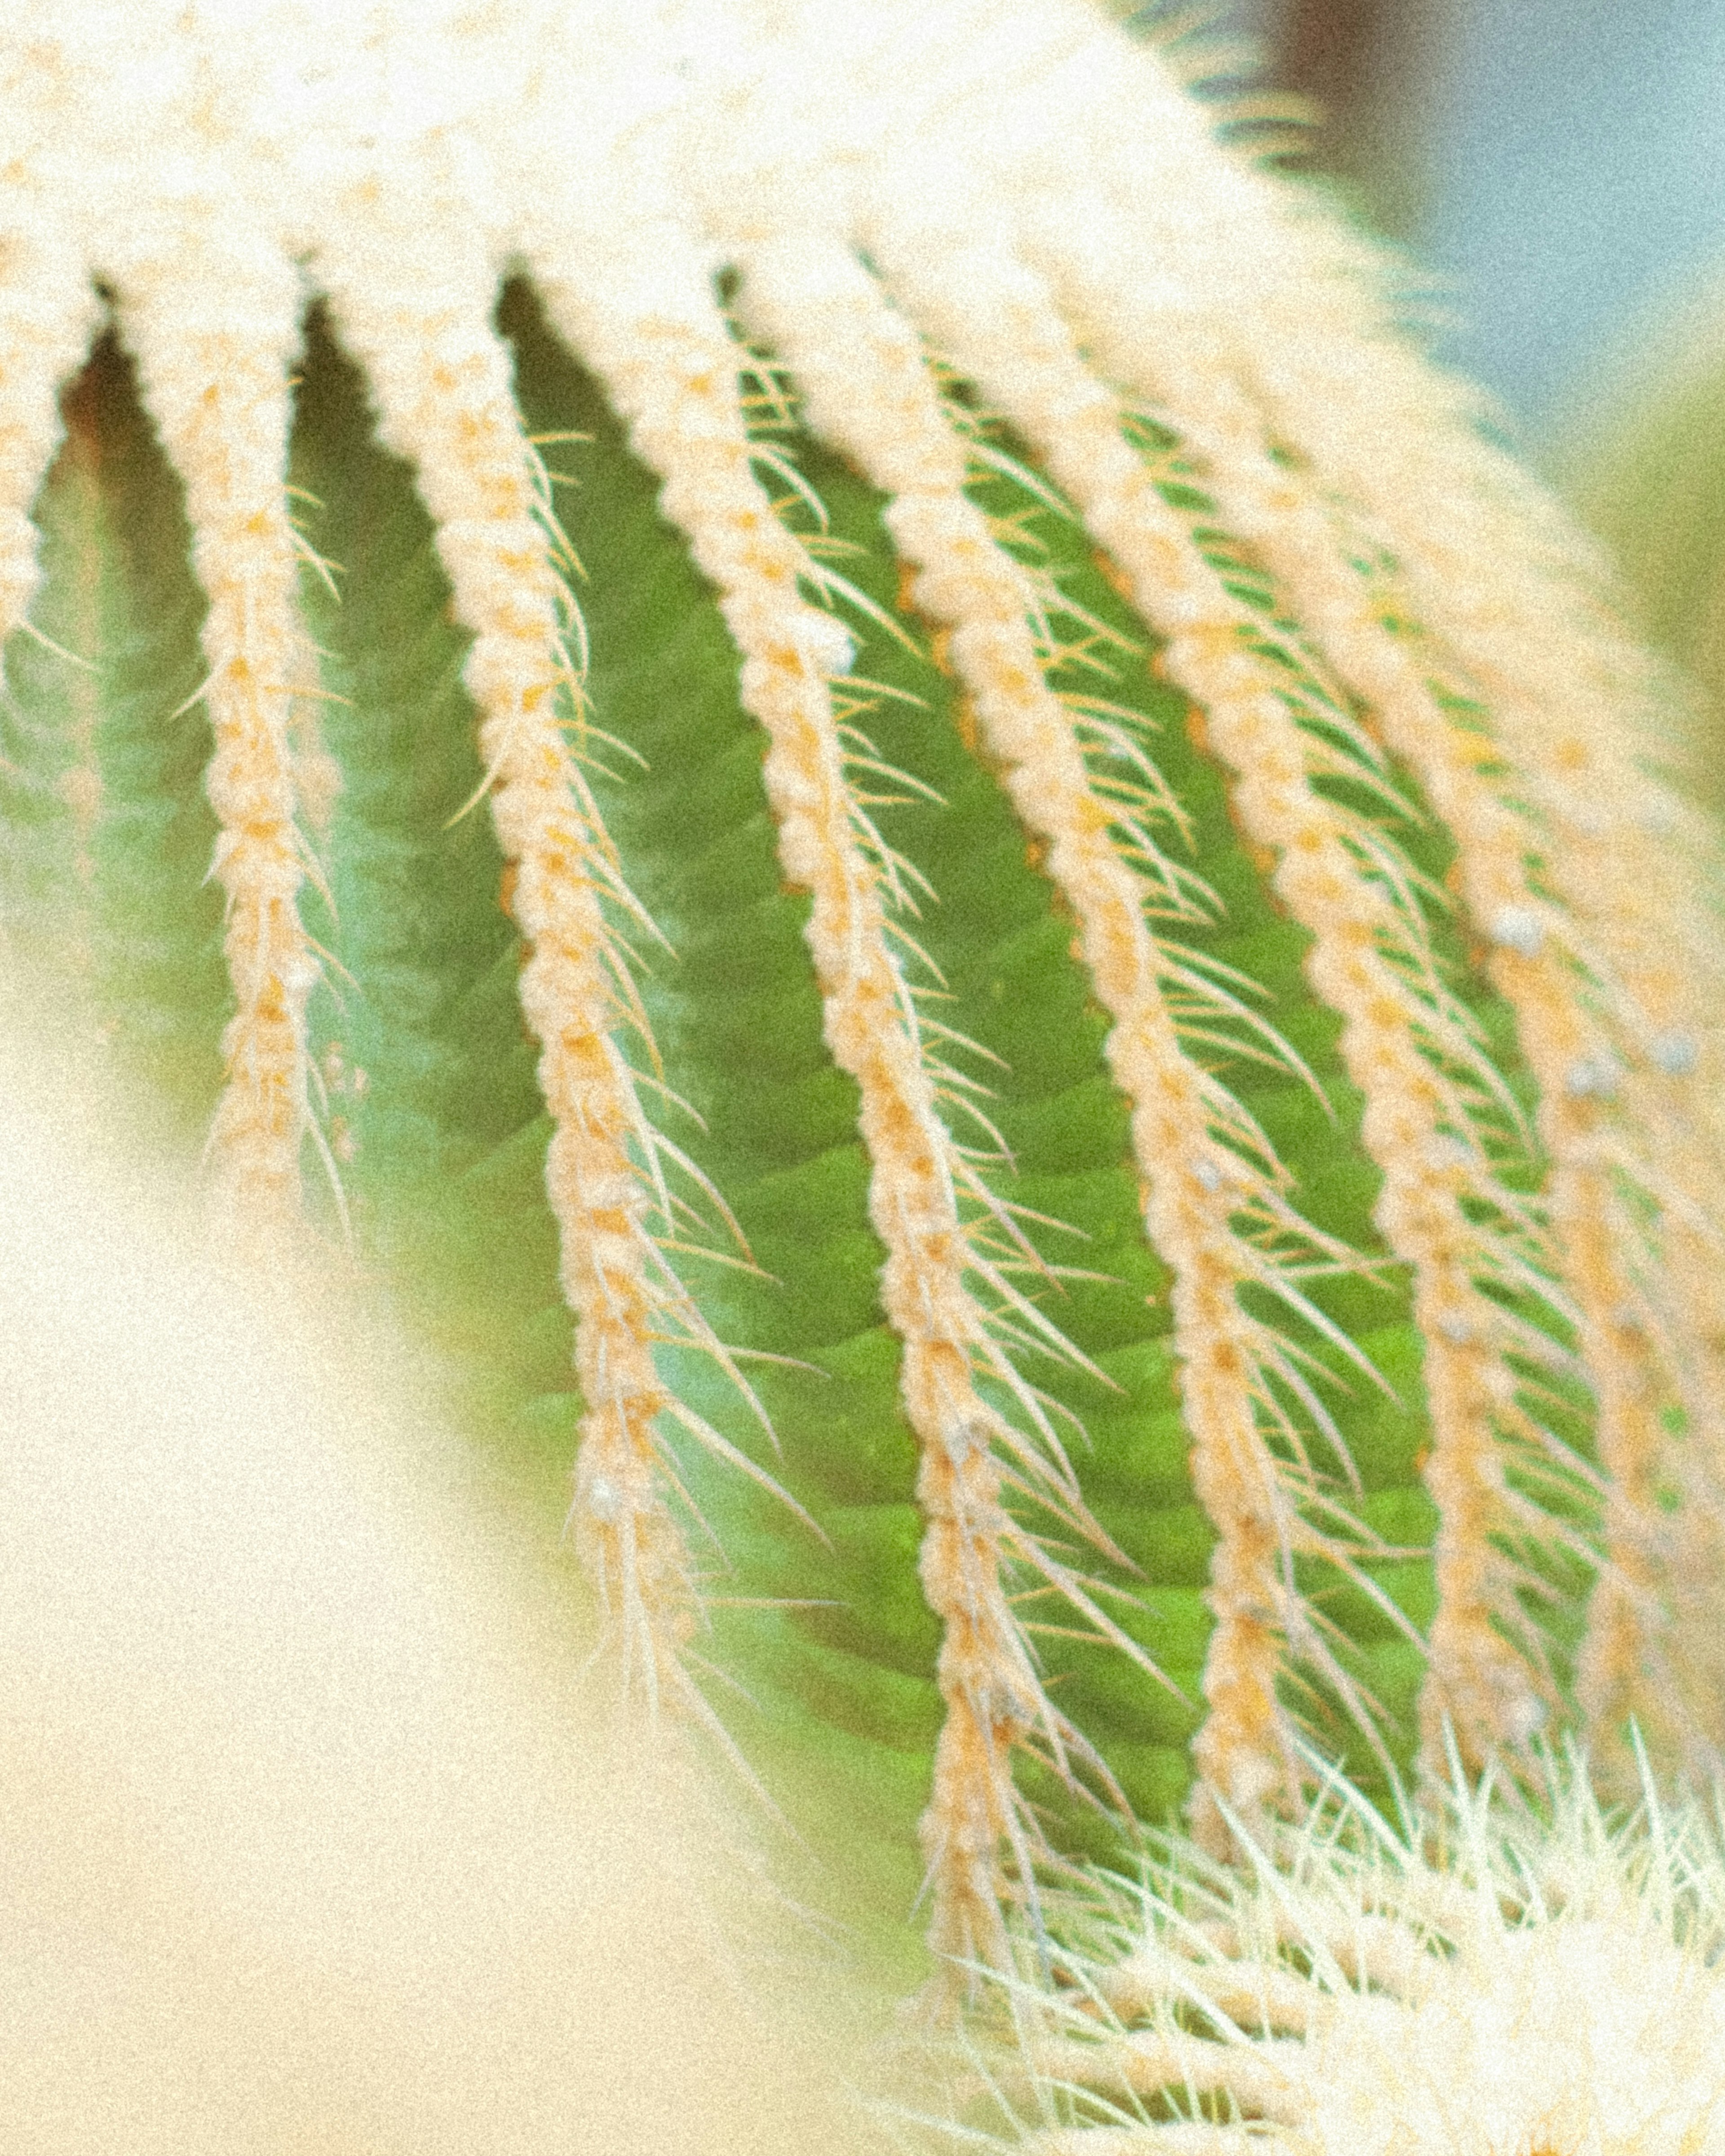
5;0;1725;1996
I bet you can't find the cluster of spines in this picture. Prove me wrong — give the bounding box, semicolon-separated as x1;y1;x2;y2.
980;1738;1725;2152
292;142;836;1751
734;236;1428;1856
3;0;1723;1984
529;223;1200;1969
1013;141;1725;1786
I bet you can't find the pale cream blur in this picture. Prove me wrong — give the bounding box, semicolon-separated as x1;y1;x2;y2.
0;996;895;2155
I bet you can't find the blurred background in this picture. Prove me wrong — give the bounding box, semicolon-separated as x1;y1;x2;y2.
1172;0;1725;808
1184;0;1725;454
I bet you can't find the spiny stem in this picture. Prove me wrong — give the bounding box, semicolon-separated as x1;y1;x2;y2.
537;223;1151;1969
310;171;722;1715
867;230;1572;1779
114;223;317;1222
737;234;1403;1840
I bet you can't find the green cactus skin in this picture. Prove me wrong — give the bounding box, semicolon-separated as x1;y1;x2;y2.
4;309;1305;1900
7;0;1725;2045
0;295;1597;1946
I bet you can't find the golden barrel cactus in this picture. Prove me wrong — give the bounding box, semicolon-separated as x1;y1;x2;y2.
5;1;1725;2134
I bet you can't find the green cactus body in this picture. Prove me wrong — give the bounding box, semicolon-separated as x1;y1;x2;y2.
5;0;1725;2043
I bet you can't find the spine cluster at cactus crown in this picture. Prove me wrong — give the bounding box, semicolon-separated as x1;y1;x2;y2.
5;0;1725;2120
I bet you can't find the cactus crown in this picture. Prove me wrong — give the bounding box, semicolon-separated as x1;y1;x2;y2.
5;0;1725;2015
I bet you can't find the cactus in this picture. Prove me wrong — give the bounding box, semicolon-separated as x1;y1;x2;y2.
993;1736;1725;2152
7;0;1725;2081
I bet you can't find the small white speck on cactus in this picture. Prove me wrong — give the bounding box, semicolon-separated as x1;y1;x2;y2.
4;0;1725;2141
